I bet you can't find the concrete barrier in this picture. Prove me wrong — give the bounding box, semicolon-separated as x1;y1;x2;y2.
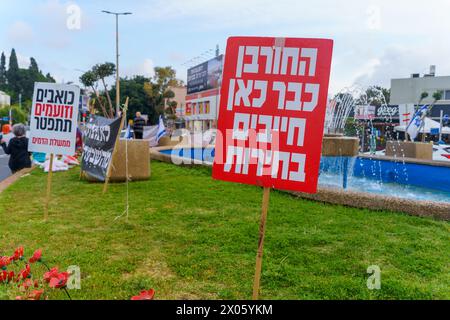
150;143;450;220
292;187;450;220
0;166;35;194
385;141;433;160
109;140;150;182
84;140;150;182
322;135;359;157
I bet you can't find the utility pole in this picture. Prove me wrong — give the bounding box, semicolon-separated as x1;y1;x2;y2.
102;10;132;116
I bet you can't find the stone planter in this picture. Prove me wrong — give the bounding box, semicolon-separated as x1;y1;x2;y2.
84;140;150;182
385;141;432;160
322;134;359;157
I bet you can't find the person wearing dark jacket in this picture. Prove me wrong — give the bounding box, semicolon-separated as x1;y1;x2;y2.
1;123;31;173
133;112;146;140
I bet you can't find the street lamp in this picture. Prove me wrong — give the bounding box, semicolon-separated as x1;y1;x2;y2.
102;10;132;116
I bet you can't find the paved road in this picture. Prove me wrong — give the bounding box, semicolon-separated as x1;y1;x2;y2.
0;149;11;181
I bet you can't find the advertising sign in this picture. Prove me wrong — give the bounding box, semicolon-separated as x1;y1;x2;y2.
187;55;223;94
81;115;122;181
212;37;333;193
355;105;375;120
28;82;80;155
375;105;398;118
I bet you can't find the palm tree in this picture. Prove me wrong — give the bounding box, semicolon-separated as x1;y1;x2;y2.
79;71;108;118
93;63;116;118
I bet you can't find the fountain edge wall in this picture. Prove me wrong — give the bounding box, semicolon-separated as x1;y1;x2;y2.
150;146;450;221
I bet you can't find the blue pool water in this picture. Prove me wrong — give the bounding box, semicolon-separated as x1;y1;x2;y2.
160;148;450;203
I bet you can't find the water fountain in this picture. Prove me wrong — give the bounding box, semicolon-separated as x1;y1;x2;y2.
321;85;361;188
315;85;450;219
152;85;450;219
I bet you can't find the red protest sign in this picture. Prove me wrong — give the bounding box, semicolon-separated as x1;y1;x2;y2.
212;36;333;193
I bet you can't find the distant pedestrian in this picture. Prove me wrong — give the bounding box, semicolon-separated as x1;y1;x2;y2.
133;112;146;140
0;123;31;174
76;127;83;153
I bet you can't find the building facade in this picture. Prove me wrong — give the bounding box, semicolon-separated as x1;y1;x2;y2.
183;55;223;132
0;91;11;107
184;88;220;132
390;70;450;121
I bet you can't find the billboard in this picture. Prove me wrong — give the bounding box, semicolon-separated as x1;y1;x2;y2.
187;55;223;94
375;105;398;119
28;82;80;156
354;105;376;120
212;36;333;193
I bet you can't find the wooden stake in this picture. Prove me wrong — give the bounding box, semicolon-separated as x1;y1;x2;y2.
252;186;271;300
103;97;128;194
44;153;54;221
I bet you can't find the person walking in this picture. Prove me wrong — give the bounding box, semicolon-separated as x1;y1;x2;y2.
133;112;146;140
0;123;31;173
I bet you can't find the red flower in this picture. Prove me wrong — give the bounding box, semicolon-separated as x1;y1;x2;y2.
17;264;31;281
48;272;69;289
43;267;59;283
1;270;15;283
131;289;155;300
0;256;11;269
11;247;24;261
29;249;42;263
20;278;34;290
28;289;44;300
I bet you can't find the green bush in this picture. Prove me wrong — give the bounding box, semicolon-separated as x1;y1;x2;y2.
0;104;28;125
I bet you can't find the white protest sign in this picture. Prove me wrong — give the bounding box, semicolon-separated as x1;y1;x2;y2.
28;82;80;156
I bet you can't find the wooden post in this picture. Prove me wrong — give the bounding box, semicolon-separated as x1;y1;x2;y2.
44;153;54;221
252;186;271;300
103;97;128;194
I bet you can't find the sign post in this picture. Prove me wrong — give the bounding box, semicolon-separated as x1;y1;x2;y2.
252;186;271;300
28;82;80;220
212;37;333;299
103;97;128;194
44;153;54;221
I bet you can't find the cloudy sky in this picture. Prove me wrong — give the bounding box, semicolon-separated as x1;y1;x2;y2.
1;0;450;96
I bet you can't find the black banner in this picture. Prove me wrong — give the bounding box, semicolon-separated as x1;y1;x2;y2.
81;115;122;181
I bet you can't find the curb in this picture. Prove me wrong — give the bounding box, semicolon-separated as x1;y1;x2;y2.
0;166;35;194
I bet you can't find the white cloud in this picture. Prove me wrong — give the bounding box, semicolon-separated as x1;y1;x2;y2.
35;0;91;49
4;0;450;94
7;21;33;44
122;58;155;78
1;51;30;69
353;43;450;89
17;53;31;69
131;0;450;95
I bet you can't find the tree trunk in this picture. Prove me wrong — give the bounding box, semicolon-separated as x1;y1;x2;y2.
102;78;114;118
91;86;109;118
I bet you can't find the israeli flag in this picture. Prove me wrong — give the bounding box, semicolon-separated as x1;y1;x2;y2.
406;105;429;141
125;124;133;140
157;115;166;141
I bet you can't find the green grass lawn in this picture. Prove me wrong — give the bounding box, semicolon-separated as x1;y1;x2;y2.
0;161;449;300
